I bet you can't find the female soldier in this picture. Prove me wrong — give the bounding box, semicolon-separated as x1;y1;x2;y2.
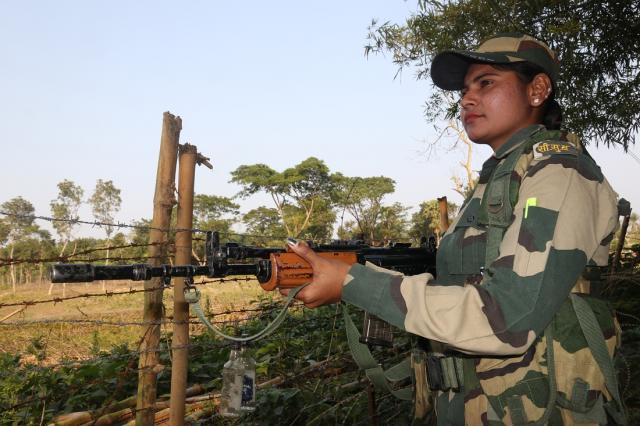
283;33;625;425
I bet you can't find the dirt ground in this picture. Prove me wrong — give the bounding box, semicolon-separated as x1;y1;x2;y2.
0;278;277;363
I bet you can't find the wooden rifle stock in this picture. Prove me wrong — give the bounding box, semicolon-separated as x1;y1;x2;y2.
258;251;358;290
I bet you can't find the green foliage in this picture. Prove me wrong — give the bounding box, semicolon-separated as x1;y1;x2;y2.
126;218;152;260
5;273;639;424
193;193;240;242
242;207;286;245
283;198;336;242
0;197;53;287
409;199;459;242
49;179;84;250
366;0;640;149
230;157;335;238
0;293;421;424
376;202;410;243
0;345;141;424
0;197;37;243
193;194;240;225
332;174;398;243
88;179;122;239
230;164;281;199
0;220;9;246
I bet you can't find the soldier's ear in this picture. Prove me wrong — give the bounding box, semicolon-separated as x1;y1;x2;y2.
528;73;553;108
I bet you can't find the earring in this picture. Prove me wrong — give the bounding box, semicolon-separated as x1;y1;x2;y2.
533;98;540;105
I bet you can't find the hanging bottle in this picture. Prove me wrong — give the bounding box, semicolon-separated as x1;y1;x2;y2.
240;341;256;412
219;343;243;417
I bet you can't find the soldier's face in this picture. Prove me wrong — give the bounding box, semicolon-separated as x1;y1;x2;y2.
459;63;539;151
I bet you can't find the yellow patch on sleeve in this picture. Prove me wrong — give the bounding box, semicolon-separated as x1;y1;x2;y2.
524;197;537;219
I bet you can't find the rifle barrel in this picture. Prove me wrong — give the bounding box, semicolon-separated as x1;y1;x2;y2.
50;263;210;283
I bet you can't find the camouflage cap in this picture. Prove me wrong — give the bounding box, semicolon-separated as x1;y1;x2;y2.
430;33;559;90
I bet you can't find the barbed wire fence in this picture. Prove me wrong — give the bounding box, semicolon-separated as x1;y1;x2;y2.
0;206;408;423
2;210;639;424
0;210;381;424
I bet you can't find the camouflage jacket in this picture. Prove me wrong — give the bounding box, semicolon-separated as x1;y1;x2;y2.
341;125;622;425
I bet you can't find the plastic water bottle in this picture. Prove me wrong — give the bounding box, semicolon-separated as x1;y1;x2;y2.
240;343;256;411
219;344;243;417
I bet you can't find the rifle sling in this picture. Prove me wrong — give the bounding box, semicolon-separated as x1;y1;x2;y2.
185;285;307;343
342;303;413;400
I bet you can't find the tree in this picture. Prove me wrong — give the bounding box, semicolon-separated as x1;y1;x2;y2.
89;180;122;239
13;233;54;285
333;174;396;243
376;202;410;244
284;198;336;242
0;220;9;247
108;232;128;264
0;197;39;291
88;179;122;269
50;179;84;256
336;203;409;245
192;194;240;260
243;207;286;246
366;0;639;149
409;199;459;244
193;194;239;232
230;157;335;238
127;218;152;261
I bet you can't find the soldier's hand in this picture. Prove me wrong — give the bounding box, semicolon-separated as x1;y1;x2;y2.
279;239;350;308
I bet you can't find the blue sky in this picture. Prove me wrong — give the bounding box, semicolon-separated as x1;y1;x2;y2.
1;1;638;239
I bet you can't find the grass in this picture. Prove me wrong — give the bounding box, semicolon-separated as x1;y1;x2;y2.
0;278;277;364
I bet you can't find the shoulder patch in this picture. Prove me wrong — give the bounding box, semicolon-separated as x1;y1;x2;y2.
532;140;578;159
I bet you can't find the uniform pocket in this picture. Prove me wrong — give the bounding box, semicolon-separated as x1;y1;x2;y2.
439;198;486;277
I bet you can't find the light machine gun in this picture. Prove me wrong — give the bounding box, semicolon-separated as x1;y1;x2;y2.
51;231;437;346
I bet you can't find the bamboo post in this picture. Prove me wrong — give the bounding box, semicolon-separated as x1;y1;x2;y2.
169;143;198;424
437;196;450;237
136;112;181;425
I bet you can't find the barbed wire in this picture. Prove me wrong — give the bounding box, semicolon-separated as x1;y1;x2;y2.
0;241;160;266
0;255;165;268
0;210;205;234
0;286;168;308
0;240;227;268
6;328;351;417
0;317;256;328
0;210;291;241
0;304;307;328
0;277;263;309
5;339;179;413
9;308;343;372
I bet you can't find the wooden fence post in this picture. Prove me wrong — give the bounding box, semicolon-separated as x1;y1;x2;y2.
169;143;198;424
136;112;181;425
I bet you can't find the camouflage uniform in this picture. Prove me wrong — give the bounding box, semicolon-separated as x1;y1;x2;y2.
341;124;623;424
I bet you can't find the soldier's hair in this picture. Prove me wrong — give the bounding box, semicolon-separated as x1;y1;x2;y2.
493;62;563;130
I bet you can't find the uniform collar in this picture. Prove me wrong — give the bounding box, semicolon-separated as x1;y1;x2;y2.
494;124;546;159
